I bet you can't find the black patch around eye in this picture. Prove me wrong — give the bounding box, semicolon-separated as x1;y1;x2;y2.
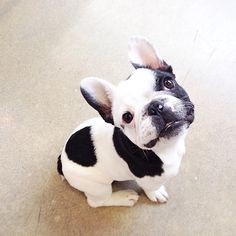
163;78;175;89
153;69;176;91
152;69;191;102
154;69;175;79
173;85;191;101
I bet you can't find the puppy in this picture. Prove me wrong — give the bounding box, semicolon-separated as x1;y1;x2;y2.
57;37;194;207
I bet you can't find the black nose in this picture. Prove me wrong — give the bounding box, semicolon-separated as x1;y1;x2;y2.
148;101;164;116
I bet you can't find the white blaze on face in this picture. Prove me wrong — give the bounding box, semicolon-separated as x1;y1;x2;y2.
118;69;156;100
111;69;160;148
138;115;157;147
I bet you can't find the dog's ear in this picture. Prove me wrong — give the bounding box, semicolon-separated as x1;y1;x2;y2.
128;36;171;72
80;77;115;124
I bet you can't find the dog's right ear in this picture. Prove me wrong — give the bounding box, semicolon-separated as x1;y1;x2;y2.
128;36;171;72
80;77;115;124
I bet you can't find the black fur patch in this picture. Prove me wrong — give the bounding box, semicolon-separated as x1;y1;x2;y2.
154;69;175;91
113;127;164;178
153;69;190;101
65;126;97;167
57;155;64;176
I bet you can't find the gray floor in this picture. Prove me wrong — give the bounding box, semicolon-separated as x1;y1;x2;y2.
1;0;236;235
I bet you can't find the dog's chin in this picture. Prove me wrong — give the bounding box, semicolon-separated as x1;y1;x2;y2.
142;113;194;148
159;120;190;139
144;120;191;148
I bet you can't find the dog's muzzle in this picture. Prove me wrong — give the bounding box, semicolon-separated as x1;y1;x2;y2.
144;99;194;147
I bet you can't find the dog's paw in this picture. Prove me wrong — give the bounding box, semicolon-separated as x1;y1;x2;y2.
145;186;169;203
87;190;139;207
112;190;139;207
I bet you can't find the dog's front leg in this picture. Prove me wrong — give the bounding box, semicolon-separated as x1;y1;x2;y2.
136;177;169;203
143;185;169;203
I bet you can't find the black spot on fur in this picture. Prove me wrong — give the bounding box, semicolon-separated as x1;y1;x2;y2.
153;69;175;91
57;155;64;176
113;127;164;178
65;126;97;167
153;69;190;101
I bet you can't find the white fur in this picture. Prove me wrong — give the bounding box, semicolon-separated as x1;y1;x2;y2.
145;185;169;203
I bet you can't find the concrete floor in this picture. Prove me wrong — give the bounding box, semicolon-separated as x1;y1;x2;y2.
1;0;236;235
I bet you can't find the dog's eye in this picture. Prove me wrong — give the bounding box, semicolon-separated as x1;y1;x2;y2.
164;79;174;89
122;112;133;124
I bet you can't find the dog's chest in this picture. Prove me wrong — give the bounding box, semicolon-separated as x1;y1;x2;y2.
133;136;186;190
112;127;186;179
153;134;186;178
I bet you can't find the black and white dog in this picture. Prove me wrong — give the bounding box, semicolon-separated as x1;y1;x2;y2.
58;37;194;207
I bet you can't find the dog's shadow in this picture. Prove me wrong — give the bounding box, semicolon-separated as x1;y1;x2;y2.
112;180;142;193
36;173;155;235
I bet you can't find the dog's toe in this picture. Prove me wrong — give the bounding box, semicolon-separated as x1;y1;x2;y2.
115;190;139;206
145;186;169;203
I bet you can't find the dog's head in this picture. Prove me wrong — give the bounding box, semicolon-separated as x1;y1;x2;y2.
80;37;194;149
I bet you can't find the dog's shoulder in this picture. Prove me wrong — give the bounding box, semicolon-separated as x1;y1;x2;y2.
64;117;111;167
65;125;97;167
64;117;118;167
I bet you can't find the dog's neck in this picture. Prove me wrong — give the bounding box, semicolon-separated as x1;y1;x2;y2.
112;127;164;178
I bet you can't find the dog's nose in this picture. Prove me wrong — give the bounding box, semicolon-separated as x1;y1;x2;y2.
148;101;164;116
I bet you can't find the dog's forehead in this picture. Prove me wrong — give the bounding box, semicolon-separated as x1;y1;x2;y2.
118;69;156;96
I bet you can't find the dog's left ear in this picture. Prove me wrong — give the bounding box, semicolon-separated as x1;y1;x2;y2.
80;77;115;124
128;36;172;72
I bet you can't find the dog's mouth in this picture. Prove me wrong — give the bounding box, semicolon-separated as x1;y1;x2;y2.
159;108;194;138
144;121;184;148
144;137;159;148
159;118;192;138
144;117;194;148
143;103;195;149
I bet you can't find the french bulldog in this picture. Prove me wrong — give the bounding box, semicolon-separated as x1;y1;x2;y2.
57;36;194;207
